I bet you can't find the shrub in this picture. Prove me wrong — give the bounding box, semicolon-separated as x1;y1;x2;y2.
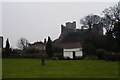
96;49;107;59
51;57;59;60
53;53;63;60
84;55;98;60
26;48;39;54
82;43;97;56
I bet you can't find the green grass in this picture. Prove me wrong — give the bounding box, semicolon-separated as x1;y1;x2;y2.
2;59;118;78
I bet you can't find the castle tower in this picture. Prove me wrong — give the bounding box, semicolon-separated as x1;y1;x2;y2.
61;21;76;34
66;21;76;30
58;21;77;42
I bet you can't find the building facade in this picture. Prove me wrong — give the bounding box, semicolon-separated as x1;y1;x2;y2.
28;41;45;51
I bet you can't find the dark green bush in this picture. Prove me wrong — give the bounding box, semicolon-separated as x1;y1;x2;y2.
96;49;107;59
26;48;39;54
84;55;98;60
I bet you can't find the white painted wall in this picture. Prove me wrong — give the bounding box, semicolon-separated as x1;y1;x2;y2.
64;51;73;58
63;48;83;59
76;51;83;57
64;48;80;52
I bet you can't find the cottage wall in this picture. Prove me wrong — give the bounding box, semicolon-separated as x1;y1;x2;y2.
76;51;83;57
63;48;83;59
64;51;73;58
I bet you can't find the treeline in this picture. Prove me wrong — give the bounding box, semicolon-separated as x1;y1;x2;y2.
2;37;55;59
80;2;120;60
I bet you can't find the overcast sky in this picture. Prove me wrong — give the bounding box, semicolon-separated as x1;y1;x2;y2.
2;2;118;48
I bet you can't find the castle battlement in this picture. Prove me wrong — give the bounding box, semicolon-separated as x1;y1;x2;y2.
54;21;103;43
66;21;76;29
61;21;76;34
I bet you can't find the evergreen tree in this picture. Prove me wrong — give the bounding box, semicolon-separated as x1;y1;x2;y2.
44;38;46;44
4;38;11;57
5;38;10;49
45;36;53;58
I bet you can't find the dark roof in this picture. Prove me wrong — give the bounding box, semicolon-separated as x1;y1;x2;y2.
29;41;45;45
54;42;81;49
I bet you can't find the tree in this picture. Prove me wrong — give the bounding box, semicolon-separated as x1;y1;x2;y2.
82;43;97;56
96;49;107;60
103;2;120;31
17;38;28;51
26;48;39;54
3;38;12;57
113;21;120;51
45;36;53;58
5;38;10;49
103;2;120;22
102;1;120;51
80;14;101;33
44;38;46;44
102;2;120;32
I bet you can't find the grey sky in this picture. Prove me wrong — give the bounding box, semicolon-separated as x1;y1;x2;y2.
2;2;117;48
0;2;2;36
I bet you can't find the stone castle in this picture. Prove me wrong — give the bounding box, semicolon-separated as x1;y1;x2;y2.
61;21;103;35
54;21;103;43
61;21;76;34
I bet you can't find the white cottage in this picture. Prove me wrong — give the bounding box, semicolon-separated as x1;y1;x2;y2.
64;48;82;59
54;42;83;59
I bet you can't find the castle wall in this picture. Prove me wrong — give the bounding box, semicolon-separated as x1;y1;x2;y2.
61;21;76;34
55;21;104;44
61;21;103;35
66;21;76;30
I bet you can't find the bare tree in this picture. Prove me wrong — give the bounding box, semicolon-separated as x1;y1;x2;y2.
102;2;120;31
17;38;28;51
80;14;101;32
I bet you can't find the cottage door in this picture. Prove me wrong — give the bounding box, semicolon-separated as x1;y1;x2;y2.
73;51;75;59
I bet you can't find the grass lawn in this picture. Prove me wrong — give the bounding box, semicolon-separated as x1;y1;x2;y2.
2;59;119;78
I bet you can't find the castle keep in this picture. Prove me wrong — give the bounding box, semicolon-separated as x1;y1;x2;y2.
54;21;103;44
61;21;103;36
61;21;76;34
